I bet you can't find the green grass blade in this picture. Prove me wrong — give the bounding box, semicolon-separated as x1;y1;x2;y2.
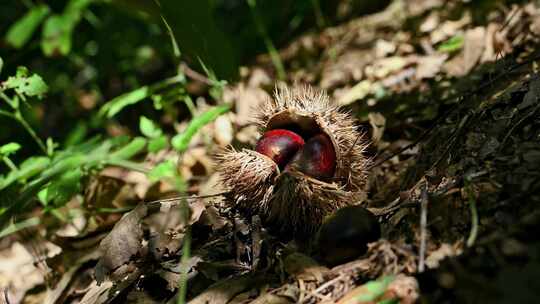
171;104;231;152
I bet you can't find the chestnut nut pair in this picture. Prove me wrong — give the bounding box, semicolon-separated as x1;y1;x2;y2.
255;129;336;179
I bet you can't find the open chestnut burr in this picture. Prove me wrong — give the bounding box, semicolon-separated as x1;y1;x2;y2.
216;85;370;237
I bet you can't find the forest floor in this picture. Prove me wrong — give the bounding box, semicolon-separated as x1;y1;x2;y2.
1;1;540;303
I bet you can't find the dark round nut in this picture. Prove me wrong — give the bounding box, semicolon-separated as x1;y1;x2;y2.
318;206;381;266
255;129;305;169
290;133;336;179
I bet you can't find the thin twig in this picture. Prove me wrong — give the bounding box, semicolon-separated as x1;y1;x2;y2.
418;181;429;273
429;112;472;170
146;191;228;205
300;274;346;304
465;182;479;247
180;62;212;85
499;101;540;149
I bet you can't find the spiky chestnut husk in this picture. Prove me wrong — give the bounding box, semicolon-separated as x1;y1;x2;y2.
216;85;370;237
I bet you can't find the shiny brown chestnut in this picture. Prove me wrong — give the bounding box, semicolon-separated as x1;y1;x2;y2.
289;133;336;179
255;129;305;169
318;206;380;266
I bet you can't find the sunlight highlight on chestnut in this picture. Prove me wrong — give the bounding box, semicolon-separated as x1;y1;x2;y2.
255;129;305;169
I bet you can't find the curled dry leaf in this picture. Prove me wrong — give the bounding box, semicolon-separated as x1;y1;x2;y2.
95;204;147;283
415;54;447;80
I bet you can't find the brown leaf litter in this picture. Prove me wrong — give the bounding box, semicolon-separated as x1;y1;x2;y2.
2;1;540;303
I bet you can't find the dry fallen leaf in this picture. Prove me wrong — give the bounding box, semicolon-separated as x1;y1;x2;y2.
95;204;147;283
425;243;462;269
188;274;266;304
368;112;386;144
444;27;486;76
224;84;270;126
214;114;234;146
415;54;447;80
283;253;329;282
365;56;408;79
420;12;440;33
374;39;397;58
0;242;45;303
430;12;471;44
337;80;374;106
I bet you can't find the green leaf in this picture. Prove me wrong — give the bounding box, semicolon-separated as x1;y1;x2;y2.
139;116;162;138
41;15;72;56
109;137;147;160
0;143;21;156
438;35;464;52
172;104;231;152
148;135;168;153
46;137;58;156
147;160;177;183
40;0;93;57
2;67;48;98
65;0;94;13
358;276;394;302
99;86;150;118
152;94;163;110
63;122;88;146
0;217;40;239
0;56;3;75
38;187;49;205
45;168;82;207
0;156;50;191
5;4;50;49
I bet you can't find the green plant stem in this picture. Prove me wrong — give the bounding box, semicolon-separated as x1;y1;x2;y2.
0;91;15;107
2;101;48;155
14;110;48;155
0;217;40;239
1;91;47;154
183;95;196;117
246;0;286;80
0;109;16;119
177;225;191;304
105;159;148;173
310;0;326;28
2;156;18;172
